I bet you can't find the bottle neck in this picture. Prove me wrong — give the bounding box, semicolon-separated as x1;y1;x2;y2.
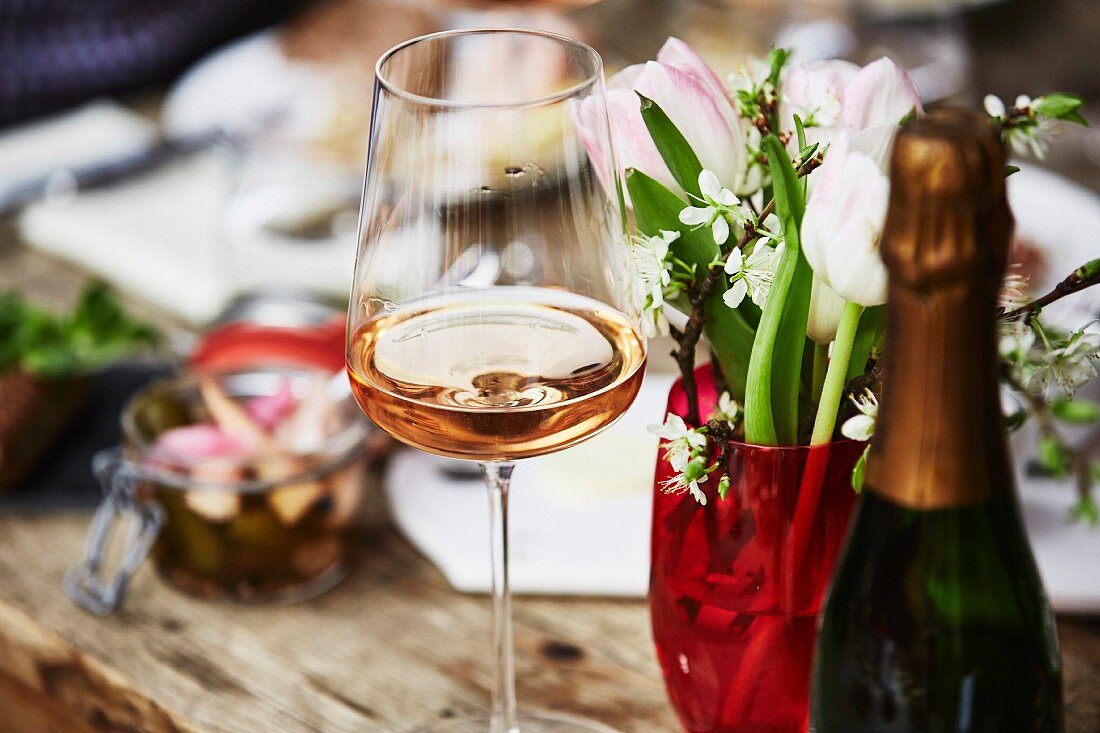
865;278;1012;509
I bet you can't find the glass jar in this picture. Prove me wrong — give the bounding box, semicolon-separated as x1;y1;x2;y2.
66;367;370;614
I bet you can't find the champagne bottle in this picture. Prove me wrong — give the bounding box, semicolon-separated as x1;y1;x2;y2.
810;109;1063;732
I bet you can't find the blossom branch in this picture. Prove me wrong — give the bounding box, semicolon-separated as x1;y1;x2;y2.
1003;369;1094;511
673;154;822;425
999;258;1100;323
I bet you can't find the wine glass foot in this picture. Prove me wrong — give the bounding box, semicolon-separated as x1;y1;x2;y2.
415;711;621;733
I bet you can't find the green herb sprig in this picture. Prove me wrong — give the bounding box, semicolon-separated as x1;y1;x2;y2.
0;283;159;379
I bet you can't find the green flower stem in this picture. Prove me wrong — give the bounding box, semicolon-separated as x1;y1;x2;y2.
810;301;864;446
743;135;812;446
812;342;828;406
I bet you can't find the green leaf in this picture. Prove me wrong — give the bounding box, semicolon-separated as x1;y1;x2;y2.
1004;165;1021;177
1051;398;1100;424
793;115;808;196
627;168;716;266
1034;93;1087;124
765;134;804;223
703;295;756;403
0;283;158;379
766;47;790;89
743;135;810;445
1062;111;1088;126
637;95;704;199
1037;435;1072;479
851;445;870;493
0;294;27;373
846;305;886;381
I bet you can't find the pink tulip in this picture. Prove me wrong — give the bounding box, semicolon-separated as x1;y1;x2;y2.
572;65;673;202
782;56;921;143
781;59;859;147
572;38;757;203
841;57;924;132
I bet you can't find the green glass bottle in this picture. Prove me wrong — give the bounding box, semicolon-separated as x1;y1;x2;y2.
810;109;1064;733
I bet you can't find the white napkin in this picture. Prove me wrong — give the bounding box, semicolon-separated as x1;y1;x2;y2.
385;372;674;597
19;151;234;325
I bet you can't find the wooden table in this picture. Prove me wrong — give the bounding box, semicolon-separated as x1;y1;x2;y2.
1;506;1098;733
0;509;681;733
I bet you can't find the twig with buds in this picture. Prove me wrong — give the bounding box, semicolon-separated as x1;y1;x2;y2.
1000;258;1100;323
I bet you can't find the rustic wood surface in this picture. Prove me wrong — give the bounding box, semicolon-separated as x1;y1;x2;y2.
0;510;679;733
0;506;1098;733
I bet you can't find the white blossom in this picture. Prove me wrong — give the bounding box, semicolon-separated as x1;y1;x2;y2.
660;471;708;506
1026;328;1100;395
841;389;879;441
1008;122;1054;160
710;391;741;425
648;413;707;472
650;413;713;506
751;212;783;248
679;170;743;245
987;92;1056;159
999;271;1031;311
628;230;679;338
728;56;770;98
984;94;1007;119
999;318;1037;361
722;242;782;309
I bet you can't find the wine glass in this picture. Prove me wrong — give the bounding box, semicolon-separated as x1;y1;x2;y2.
345;29;644;733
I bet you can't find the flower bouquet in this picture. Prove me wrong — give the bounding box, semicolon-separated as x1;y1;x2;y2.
575;38;1098;732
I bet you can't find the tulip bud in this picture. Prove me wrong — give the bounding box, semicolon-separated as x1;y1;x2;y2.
801;130;891;307
806;276;847;344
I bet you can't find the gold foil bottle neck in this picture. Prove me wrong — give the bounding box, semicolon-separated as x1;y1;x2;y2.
881;108;1012;296
865;108;1015;510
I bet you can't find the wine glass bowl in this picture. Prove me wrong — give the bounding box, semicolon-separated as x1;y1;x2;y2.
347;29;643;463
345;29;642;733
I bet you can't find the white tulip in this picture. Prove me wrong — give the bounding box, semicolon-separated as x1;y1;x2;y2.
806;275;847;344
801;129;892;307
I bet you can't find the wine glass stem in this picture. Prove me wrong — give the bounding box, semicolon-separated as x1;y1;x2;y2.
482;461;519;733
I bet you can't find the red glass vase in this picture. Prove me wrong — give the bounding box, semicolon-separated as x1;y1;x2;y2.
649;367;864;733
